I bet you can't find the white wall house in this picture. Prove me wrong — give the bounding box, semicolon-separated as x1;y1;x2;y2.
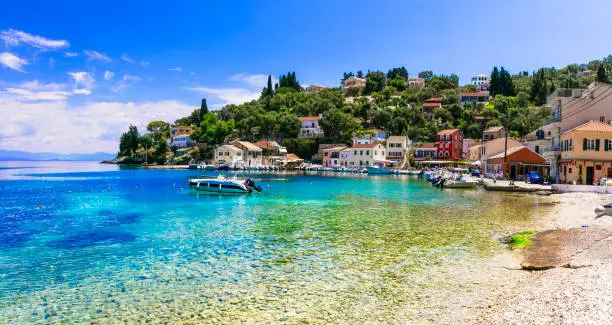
214;144;243;166
386;136;409;161
299;114;324;139
349;143;386;167
339;148;352;167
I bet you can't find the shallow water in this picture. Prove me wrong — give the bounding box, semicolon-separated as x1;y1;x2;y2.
0;161;543;323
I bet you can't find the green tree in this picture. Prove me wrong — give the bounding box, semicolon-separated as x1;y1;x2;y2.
597;65;609;83
418;71;433;80
363;71;386;95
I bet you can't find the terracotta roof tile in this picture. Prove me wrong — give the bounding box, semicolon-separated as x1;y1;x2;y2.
563;120;612;134
299;116;322;122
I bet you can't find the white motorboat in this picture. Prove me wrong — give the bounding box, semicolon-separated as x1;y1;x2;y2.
188;175;262;193
442;179;478;189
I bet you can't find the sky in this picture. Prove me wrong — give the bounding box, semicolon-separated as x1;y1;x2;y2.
1;0;612;154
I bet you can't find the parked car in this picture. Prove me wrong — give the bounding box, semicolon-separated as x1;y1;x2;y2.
525;171;544;184
471;168;481;176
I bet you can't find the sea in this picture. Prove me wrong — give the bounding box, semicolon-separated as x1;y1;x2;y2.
0;161;547;323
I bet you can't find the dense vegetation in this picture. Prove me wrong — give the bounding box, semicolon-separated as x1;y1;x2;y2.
118;55;612;162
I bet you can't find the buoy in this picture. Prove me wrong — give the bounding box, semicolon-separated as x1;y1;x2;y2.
107;185;111;190
68;190;72;194
179;187;183;191
38;205;44;209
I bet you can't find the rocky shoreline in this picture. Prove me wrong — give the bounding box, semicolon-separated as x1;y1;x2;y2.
475;192;612;324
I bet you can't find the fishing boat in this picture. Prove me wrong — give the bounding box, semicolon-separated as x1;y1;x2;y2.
188;175;262;193
366;161;395;175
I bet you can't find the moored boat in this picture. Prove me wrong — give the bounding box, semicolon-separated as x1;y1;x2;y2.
188;175;262;193
366;161;395;175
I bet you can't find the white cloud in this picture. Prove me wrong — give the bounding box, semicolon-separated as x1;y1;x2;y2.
1;28;69;50
140;60;149;67
186;73;272;106
83;50;111;63
0;52;28;72
64;52;78;57
104;70;115;81
169;66;182;72
120;53;134;63
229;73;273;89
110;74;141;93
68;71;95;90
187;87;260;105
0;94;194;153
190;71;198;76
1;80;90;101
49;57;55;69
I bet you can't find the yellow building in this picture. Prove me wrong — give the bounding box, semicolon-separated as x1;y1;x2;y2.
558;120;612;184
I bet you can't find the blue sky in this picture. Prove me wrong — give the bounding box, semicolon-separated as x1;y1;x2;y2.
1;0;612;153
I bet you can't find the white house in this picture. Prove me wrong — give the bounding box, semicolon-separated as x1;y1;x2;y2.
171;135;193;148
386;136;410;161
230;140;263;166
214;144;243;166
339;148;352;167
349;143;386;167
299;114;324;139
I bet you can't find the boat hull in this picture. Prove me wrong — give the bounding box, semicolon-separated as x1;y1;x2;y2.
189;179;251;193
443;181;477;189
366;166;394;175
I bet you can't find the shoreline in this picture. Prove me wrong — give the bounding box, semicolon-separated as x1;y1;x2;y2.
474;192;612;324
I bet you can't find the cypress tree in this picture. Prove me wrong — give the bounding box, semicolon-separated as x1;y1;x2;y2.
199;98;208;124
490;67;500;96
266;75;273;96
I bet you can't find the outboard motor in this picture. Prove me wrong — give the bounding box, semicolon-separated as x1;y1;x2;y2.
245;178;262;192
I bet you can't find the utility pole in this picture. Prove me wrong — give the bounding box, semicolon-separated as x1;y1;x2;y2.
504;108;510;183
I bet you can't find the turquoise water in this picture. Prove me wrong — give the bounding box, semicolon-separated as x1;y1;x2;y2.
0;161;540;323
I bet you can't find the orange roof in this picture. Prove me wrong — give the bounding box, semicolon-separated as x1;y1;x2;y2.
438;129;460;135
353;143;378;149
285;153;303;161
299;116;321;122
423;102;442;108
254;140;275;149
562;120;612;134
424;97;442;102
488;146;546;164
461;92;489;98
418;142;436;148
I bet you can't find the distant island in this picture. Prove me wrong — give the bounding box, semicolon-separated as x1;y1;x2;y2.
0;150;115;162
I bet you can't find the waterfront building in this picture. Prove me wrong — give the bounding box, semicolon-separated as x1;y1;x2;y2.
460;92;489;106
479;137;524;174
230;140;263;166
407;78;425;89
386;136;410;161
414;142;437;160
322;146;347;168
523;122;561;181
486;146;548;179
349;143;386;167
214;144;243;166
298;114;324;139
304;85;329;94
311;143;345;163
483;126;505;141
339;147;352;167
255;140;286;156
422;97;442;118
342;76;366;92
558;120;612;184
352;129;388;145
435;129;464;160
462;139;475;159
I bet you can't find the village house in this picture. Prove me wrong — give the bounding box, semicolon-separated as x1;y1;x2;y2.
407;78;425;89
298;114;324;139
349;143;386;167
462;139;475;159
478;137;524;174
170;135;193;148
483;126;505;141
486;146;548;180
414;142;437;160
213;144;243;166
471;74;491;86
558;120;612;185
352;129;388;145
311;143;345;163
339;148;352;167
255;140;286;156
171;125;194;137
435;129;464;160
342;76;366;93
459;92;489;106
468;144;482;162
386;136;409;161
230;140;263;166
523;122;561;181
422;97;442;118
322;146;347;168
304;85;329;94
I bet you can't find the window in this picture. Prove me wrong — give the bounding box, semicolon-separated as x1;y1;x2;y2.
354;150;357;155
535;145;540;154
596;165;602;171
569;168;572;174
606;139;612;151
360;150;363;155
366;150;369;155
608;168;612;178
600;116;605;122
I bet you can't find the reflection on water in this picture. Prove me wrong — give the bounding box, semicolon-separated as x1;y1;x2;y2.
0;161;543;323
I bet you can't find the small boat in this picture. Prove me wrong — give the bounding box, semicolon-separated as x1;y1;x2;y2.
188;163;199;169
366;161;394;175
442;179;478;189
188;175;262;193
217;165;231;171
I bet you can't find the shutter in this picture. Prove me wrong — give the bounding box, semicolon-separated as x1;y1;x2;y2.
596;139;601;151
606;140;609;152
583;138;587;151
